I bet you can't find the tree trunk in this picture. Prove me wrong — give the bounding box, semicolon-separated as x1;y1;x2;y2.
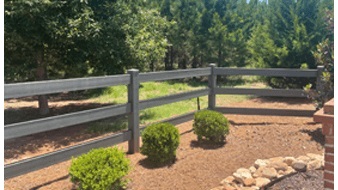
169;46;174;70
182;54;187;69
192;56;198;68
150;61;155;72
164;47;170;70
177;50;188;69
178;55;188;69
218;42;223;67
36;46;49;115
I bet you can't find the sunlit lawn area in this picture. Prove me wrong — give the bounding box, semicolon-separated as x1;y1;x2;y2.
86;78;265;133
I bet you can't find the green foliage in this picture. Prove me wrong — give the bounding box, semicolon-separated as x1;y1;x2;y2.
5;0;333;88
4;0;101;81
124;9;173;71
193;110;229;143
209;13;227;65
247;0;329;88
69;147;131;190
304;10;334;109
140;123;180;163
247;23;288;68
5;0;172;81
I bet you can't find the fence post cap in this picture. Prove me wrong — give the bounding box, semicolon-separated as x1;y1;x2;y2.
128;69;139;73
317;65;324;69
209;63;216;67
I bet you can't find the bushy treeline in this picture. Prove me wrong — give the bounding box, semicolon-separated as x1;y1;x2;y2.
4;0;333;113
5;0;171;82
5;0;333;114
5;0;333;83
146;0;333;88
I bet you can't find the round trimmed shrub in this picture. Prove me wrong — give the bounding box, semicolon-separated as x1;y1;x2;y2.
193;110;229;142
140;122;180;163
69;147;131;190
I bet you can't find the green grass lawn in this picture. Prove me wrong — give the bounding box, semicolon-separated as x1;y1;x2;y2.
87;79;264;134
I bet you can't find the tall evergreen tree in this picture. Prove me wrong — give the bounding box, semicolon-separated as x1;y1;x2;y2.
5;0;101;114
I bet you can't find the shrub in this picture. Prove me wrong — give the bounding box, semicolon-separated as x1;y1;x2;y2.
69;147;131;190
193;110;229;143
140;122;180;163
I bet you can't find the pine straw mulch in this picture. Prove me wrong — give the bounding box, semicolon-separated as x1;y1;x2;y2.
4;97;324;190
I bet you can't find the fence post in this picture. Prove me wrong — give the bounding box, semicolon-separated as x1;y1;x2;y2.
316;65;325;93
208;63;216;110
127;69;140;153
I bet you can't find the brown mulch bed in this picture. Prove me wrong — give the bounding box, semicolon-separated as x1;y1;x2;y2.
4;97;324;190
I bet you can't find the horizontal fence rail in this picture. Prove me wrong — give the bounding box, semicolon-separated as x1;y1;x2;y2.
4;65;322;179
139;89;209;110
139;68;210;82
5;74;130;99
214;68;318;77
5;131;132;179
215;88;307;98
215;107;315;117
5;103;131;140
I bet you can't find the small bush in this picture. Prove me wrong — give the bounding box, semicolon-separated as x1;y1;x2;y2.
140;122;180;163
69;147;131;190
193;110;229;143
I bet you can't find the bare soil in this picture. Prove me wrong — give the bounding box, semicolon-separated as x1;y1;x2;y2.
4;97;324;190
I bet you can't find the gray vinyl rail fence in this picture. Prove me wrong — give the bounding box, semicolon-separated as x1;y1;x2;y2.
4;64;324;179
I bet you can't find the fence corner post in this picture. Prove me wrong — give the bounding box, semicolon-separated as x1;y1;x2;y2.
316;65;325;93
127;69;140;154
208;63;216;110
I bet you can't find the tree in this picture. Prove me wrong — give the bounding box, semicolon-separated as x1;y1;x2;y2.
247;0;331;88
84;0;171;74
209;13;227;66
209;5;248;68
5;0;101;115
170;0;203;69
6;0;333;102
247;22;288;68
123;9;171;71
305;10;334;108
5;0;171;114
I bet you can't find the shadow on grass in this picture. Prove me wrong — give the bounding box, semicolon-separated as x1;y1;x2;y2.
217;75;246;86
140;110;157;121
138;157;177;169
300;127;325;147
4;115;129;161
6;91;97;104
86;116;128;134
84;107;157;134
4;102;114;124
4;124;100;161
165;75;252;87
190;139;226;150
255;97;314;105
4;92;155;161
165;78;208;88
